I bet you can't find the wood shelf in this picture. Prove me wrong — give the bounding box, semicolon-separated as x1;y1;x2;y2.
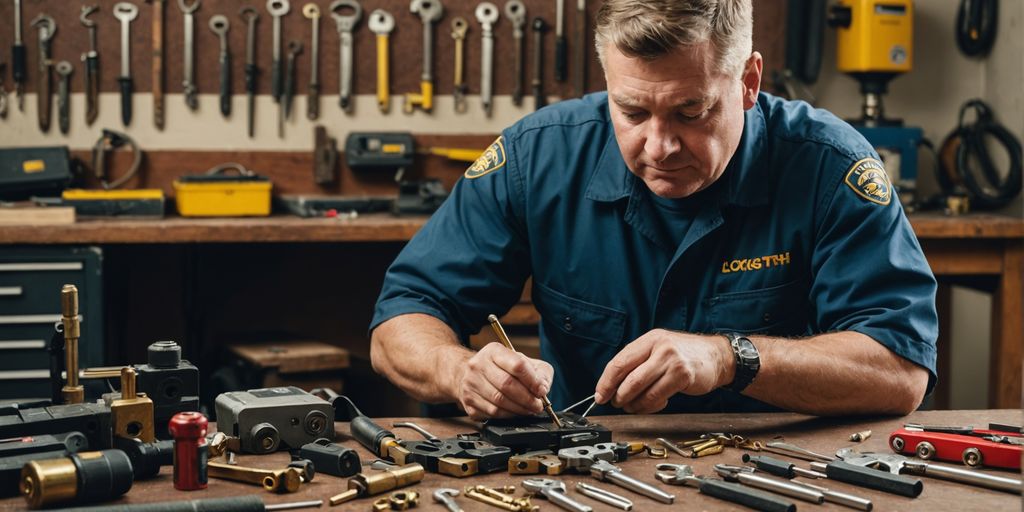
0;212;1019;245
0;213;428;244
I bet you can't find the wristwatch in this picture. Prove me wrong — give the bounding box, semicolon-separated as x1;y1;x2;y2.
723;333;760;393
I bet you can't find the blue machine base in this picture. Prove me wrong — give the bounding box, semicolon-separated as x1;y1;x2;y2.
852;124;923;187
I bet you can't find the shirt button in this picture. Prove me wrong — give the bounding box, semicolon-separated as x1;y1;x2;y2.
763;312;773;323
563;316;574;331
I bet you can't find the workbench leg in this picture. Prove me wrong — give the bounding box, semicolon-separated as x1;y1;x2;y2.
989;240;1023;409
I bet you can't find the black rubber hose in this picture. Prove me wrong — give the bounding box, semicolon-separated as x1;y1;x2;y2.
956;0;998;57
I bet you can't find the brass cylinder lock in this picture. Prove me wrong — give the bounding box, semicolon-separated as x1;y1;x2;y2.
21;450;134;509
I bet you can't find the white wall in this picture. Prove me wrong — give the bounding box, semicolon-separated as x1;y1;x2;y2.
811;0;1022;409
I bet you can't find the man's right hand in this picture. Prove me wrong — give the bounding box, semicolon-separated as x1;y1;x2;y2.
455;342;554;421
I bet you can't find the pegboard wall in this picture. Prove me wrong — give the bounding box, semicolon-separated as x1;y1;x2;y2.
0;0;785;112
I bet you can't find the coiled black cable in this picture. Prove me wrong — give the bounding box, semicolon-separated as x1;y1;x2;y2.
938;99;1022;210
956;0;998;57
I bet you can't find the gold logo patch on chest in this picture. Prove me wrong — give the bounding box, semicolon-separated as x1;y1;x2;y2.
722;252;791;273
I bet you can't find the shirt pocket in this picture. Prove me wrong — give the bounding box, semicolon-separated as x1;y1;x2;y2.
706;279;808;335
532;281;627;347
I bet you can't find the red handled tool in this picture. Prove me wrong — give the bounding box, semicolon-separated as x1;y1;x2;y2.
889;423;1022;470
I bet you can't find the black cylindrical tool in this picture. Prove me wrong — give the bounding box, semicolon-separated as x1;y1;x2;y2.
20;449;134;509
54;496;323;512
743;454;827;479
811;460;923;498
298;438;359;477
115;437;174;479
698;478;796;512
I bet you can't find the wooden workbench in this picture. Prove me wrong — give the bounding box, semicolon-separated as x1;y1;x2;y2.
0;409;1018;510
1;212;1021;408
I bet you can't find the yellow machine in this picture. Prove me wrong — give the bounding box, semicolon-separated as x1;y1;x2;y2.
829;0;921;193
830;0;913;123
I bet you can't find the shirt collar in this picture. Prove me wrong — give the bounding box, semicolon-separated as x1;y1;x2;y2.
585;95;770;207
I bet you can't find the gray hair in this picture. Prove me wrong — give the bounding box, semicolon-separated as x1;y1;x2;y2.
594;0;753;78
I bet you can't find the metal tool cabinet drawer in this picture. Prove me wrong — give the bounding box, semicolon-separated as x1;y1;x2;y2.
0;247;104;399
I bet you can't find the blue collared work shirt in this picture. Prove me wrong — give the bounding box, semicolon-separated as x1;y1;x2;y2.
371;92;938;414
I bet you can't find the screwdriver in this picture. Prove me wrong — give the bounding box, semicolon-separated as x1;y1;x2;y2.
487;314;563;428
56;497;323;512
12;0;26;110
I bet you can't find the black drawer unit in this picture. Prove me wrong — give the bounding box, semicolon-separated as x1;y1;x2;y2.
0;247;104;400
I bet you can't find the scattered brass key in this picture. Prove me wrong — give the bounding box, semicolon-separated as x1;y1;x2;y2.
207;461;302;493
464;485;537;512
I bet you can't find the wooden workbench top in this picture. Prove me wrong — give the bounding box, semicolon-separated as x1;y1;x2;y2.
0;212;1021;245
1;409;1018;510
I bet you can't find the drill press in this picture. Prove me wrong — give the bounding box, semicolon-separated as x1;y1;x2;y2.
829;0;922;198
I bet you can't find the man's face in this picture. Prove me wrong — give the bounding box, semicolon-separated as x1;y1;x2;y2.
604;42;762;199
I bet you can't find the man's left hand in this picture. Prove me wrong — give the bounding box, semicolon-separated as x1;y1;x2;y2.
593;329;736;414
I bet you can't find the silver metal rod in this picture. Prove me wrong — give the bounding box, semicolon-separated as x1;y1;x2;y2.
605;470;675;504
735;473;825;503
796;481;873;511
906;461;1022;494
265;500;324;511
575;482;632;510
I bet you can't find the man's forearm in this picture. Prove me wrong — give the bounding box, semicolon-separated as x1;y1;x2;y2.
370;313;471;403
742;331;929;416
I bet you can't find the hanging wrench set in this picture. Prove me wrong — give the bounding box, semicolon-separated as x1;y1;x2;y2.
1;0;598;136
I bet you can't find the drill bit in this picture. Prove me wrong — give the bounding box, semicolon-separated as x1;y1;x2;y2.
487;314;563;428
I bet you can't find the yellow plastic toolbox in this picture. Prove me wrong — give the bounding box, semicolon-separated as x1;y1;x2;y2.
173;166;272;217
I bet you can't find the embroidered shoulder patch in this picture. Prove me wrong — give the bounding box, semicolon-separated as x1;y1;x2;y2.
843;158;892;205
464;137;506;179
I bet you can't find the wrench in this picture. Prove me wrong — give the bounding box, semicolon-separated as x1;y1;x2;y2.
267;0;290;103
240;7;259;137
450;17;468;113
475;2;499;117
523;479;592;512
149;0;165;129
531;16;546;110
30;14;56;133
302;3;321;119
330;0;362;113
405;0;444;113
0;62;7;118
432;488;463;512
178;0;200;110
279;40;302;137
368;9;394;113
113;3;138;126
12;0;26;111
55;61;72;134
504;1;525;106
554;0;565;82
573;0;586;97
80;5;100;125
209;15;231;117
590;459;675;504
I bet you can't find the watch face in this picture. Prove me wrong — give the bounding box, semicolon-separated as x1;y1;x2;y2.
738;346;758;359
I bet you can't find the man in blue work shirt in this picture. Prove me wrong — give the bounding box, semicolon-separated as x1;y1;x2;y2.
370;0;937;418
